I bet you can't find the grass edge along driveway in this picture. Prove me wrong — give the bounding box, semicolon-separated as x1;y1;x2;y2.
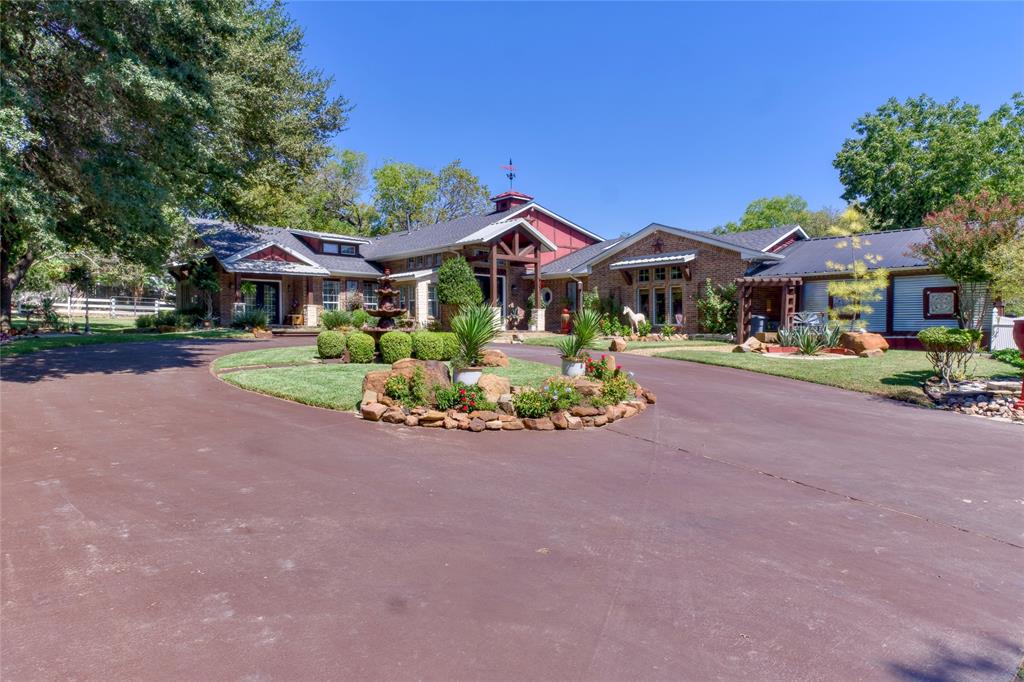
1;328;253;357
656;348;1018;405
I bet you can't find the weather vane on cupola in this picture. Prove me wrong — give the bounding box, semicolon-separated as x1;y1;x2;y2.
501;158;516;190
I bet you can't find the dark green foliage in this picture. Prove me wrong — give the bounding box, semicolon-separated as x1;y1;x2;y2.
991;348;1024;371
438;332;459;361
135;314;155;329
636;319;652;337
434;384;459;411
316;331;346;359
436;257;483;307
918;326;983;388
556;308;602;360
513;390;553;419
0;0;348;327
600;373;636;404
411;331;444;360
320;310;351;330
407;366;432;407
346;331;376;363
696;278;738;334
231;309;269;331
379;331;412;364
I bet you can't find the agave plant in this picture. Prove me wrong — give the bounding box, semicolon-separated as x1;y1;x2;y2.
450;303;499;367
556;308;602;360
792;325;827;355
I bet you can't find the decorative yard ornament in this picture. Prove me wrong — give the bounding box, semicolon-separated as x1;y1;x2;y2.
501;158;517;189
652;237;664;253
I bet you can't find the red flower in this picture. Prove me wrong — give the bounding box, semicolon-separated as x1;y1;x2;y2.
616;364;622;370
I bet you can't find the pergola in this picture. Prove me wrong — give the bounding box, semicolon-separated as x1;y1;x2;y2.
735;275;803;340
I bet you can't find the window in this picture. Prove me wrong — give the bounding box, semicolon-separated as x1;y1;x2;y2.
653;289;667;325
637;289;651;319
340;244;356;256
363;282;378;310
434;253;442;266
427;284;438;318
638;269;650;283
323;242;340;255
323;280;341;310
566;281;578;312
540;287;554;308
654;267;666;282
670;266;682;280
399;286;415;316
923;287;957;320
408;258;415;269
671;287;684;326
346;280;358;296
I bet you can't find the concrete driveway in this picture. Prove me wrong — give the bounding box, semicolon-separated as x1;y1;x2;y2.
2;338;1021;680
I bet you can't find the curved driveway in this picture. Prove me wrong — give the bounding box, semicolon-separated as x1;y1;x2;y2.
2;337;1021;680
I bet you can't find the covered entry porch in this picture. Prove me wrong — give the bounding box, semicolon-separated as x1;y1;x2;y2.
735;276;804;339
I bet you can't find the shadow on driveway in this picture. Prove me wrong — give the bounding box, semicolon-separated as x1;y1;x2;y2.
886;634;1022;682
0;337;263;384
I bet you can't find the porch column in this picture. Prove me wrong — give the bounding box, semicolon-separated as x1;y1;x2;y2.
234;273;241;302
737;283;752;341
489;242;498;304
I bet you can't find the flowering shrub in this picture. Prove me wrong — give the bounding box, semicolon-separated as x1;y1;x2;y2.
542;379;581;410
585;354;622;382
436;382;491;413
636;319;652;337
600;373;636;404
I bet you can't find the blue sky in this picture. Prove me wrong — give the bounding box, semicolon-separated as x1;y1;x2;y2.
287;1;1024;239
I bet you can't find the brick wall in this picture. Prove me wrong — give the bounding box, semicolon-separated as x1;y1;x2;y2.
586;231;749;335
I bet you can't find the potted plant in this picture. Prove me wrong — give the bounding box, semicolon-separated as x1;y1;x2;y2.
557;308;601;376
450;303;499;385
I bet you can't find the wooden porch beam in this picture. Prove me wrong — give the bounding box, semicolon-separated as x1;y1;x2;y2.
490;242;498;304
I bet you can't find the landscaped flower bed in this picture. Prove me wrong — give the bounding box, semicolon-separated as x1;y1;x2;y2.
359;352;656;432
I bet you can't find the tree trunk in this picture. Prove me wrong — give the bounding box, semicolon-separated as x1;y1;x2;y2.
1;246;35;333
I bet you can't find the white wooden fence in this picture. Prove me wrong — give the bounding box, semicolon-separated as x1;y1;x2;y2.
20;296;176;318
990;307;1021;351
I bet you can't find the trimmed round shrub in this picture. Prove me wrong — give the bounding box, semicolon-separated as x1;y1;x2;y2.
438;332;459;361
412;330;444;360
351;308;372;328
380;331;412;364
317;331;346;359
346;331;376;363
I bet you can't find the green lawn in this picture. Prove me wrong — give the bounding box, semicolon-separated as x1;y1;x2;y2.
212;345;322;371
521;336;729;351
656;349;1018;405
1;328;252;357
10;316;137;333
216;354;560;410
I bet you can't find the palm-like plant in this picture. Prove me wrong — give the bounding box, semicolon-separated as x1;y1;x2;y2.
557;308;602;360
450;304;499;367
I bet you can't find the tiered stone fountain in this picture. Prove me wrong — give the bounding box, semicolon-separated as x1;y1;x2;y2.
366;269;407;333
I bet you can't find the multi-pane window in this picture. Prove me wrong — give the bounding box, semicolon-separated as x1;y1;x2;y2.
407;258;415;269
363;282;378;310
433;253;442;266
427;284;438;318
399;286;416;317
636;289;651;319
654;267;666;282
653;289;667;325
323;242;340;254
637;269;650;283
323;280;341;310
566;281;578;312
670;266;682;280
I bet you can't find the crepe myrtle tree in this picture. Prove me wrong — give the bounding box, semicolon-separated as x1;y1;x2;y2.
910;192;1023;331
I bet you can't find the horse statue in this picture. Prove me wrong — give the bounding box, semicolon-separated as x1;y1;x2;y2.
622;306;646;334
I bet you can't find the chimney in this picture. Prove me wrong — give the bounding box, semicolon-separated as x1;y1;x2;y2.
491;190;534;213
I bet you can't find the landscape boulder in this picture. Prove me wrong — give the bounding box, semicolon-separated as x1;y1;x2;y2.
480;349;510;367
381;408;406;424
858;348;884;359
523;417;555;431
840;332;889;354
360;402;387;422
390;358;452;388
477;374;511;403
361;371;391;396
609;336;628;352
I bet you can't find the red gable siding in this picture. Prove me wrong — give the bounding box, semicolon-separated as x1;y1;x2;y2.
767;233;801;253
517;207;599;265
246;245;301;263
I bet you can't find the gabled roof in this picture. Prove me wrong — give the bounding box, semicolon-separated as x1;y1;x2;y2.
709;225;807;252
538;239;625;277
456;216;557;252
746;227;932;278
192;219;382;277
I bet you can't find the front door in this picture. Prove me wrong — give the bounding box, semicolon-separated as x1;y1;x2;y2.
475;274;505;317
242;280;280;325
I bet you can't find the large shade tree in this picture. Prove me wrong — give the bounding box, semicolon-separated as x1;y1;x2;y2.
714;194;841;237
834;94;1024;231
0;0;348;328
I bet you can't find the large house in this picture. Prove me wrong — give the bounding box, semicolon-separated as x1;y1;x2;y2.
177;191;601;330
179;191;980;343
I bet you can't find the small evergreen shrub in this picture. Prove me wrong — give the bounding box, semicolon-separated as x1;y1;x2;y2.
636;319;652;337
918;326;982;388
411;330;444;360
513;389;553;418
438;332;459;360
316;331;346;359
380;331;413;364
351;308;372;328
135;314;156;329
436;256;483;307
346;331;376;363
321;309;351;330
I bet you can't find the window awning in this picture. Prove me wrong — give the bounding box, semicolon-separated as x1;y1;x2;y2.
608;250;696;270
388;268;437;282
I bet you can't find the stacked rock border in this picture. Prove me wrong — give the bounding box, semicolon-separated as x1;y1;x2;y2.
923;377;1024;424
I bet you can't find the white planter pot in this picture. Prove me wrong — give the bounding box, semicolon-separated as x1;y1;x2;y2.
453;367;483;386
561;358;586;377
